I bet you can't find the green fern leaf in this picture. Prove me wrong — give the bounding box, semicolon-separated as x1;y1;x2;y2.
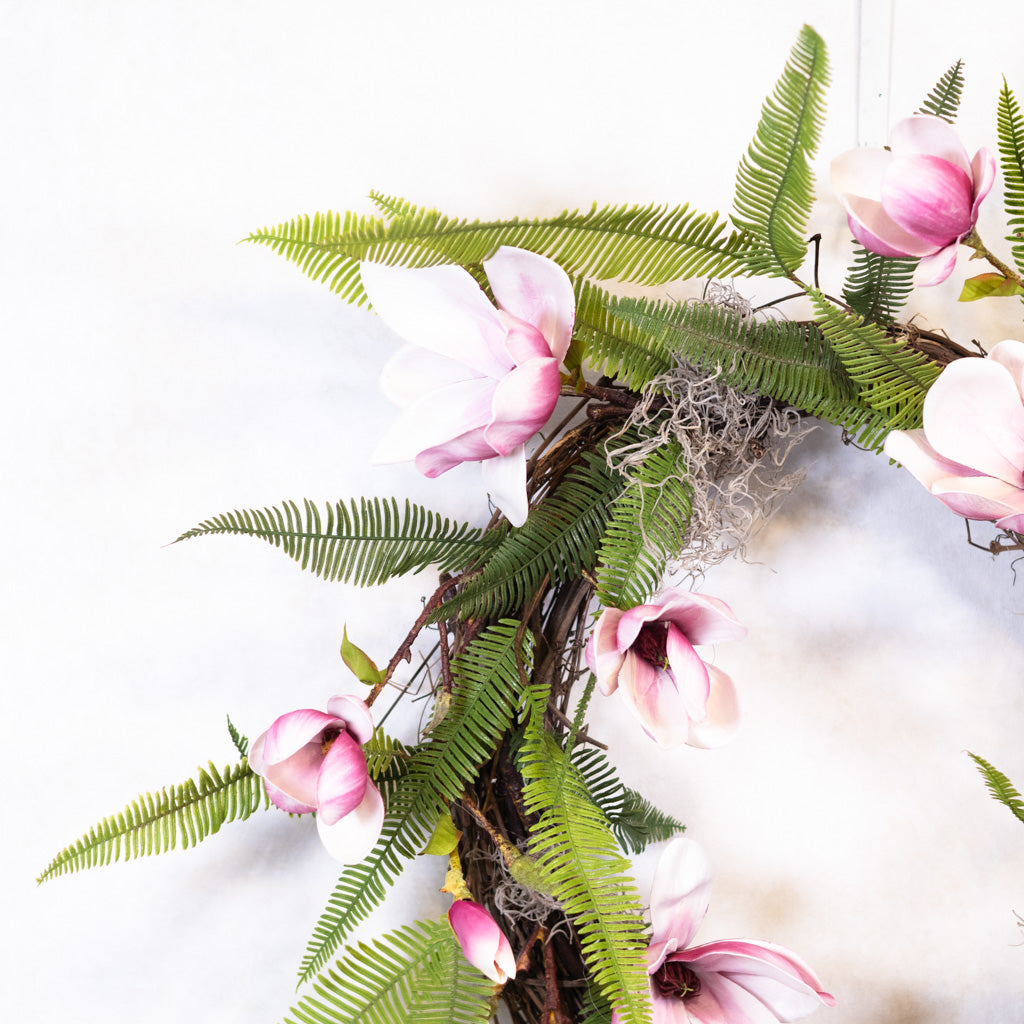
37;760;266;883
596;440;692;609
809;291;941;446
443;452;623;620
226;715;249;758
247;201;749;307
917;61;965;122
298;623;531;983
174;498;490;586
732;24;830;277
997;81;1024;277
284;918;495;1024
841;248;917;324
518;708;652;1024
968;752;1024;825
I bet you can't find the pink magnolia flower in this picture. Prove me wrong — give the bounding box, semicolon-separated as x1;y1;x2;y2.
614;838;834;1024
360;247;575;527
884;339;1024;532
248;694;384;864
831;114;996;286
585;589;747;749
447;900;517;984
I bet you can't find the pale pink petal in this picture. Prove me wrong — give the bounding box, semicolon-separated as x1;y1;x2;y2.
923;357;1024;486
619;650;705;748
360;260;511;379
485;246;576;363
586;608;627;695
379;345;484;407
484;357;561;456
260;775;317;815
988;340;1024;401
685;666;741;749
843;196;937;258
881;155;973;246
831;147;890;204
316;732;370;824
687;973;776;1024
911;243;960;286
259;709;338;765
995;509;1024;533
372;377;498;465
649;838;713;953
499;315;555;364
883;428;973;490
889;114;972;175
970;148;997;221
325;695;375;746
615;601;673;651
416;427;498;477
480;446;529;526
665;624;712;722
931;473;1024;521
448;900;517;983
316;778;384;864
657;590;747;646
260;739;324;809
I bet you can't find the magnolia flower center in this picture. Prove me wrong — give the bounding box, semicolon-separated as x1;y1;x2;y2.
654;961;702;1001
634;622;671;669
320;725;343;756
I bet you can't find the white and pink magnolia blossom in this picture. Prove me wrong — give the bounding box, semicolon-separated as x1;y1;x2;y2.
884;339;1024;532
249;694;383;864
447;899;517;984
585;589;746;749
831;114;996;286
614;838;835;1024
360;247;575;527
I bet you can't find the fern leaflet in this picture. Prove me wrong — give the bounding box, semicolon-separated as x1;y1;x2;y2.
969;752;1024;825
732;24;830;277
841;248;917;324
997;81;1024;277
37;759;266;882
917;61;965;122
174;497;490;586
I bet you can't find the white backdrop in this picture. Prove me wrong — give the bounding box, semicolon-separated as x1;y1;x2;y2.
4;2;1024;1022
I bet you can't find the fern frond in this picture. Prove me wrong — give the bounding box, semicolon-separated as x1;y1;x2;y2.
174;498;490;586
37;760;266;883
363;729;410;780
226;714;249;758
732;24;830;277
299;623;531;983
572;747;685;855
841;248;917;324
285;918;495;1024
247;202;750;306
442;453;623;620
968;752;1024;825
518;708;652;1024
596;440;692;608
917;61;965;122
997;81;1024;277
809;291;941;446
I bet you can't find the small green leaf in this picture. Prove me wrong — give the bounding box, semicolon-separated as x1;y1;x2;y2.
958;273;1024;301
422;812;462;856
341;625;385;685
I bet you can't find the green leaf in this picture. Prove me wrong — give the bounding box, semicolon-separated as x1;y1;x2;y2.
421;813;461;857
37;759;267;882
174;497;491;586
340;625;385;685
997;80;1024;278
732;24;830;277
247;201;750;307
841;247;917;324
958;273;1024;301
283;918;496;1024
968;752;1024;825
226;714;249;758
917;60;965;122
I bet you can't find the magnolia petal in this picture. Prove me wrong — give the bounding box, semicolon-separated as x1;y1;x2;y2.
615;601;674;652
260;738;325;809
931;473;1024;521
259;709;338;765
995;509;1024;533
371;376;497;466
261;775;317;815
316;778;384;864
448;900;517;983
912;241;960;287
619;649;707;748
923;357;1024;486
683;973;779;1024
889;114;972;175
325;694;375;746
883;428;974;489
480;446;529;526
379;344;483;407
843;195;937;258
971;147;997;221
648;838;713;953
989;339;1024;400
360;260;511;379
831;146;890;203
586;608;627;695
316;732;370;824
881;155;973;246
484;356;560;456
657;589;748;646
665;624;713;722
416;427;497;477
499;314;554;365
485;246;576;363
686;665;741;749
